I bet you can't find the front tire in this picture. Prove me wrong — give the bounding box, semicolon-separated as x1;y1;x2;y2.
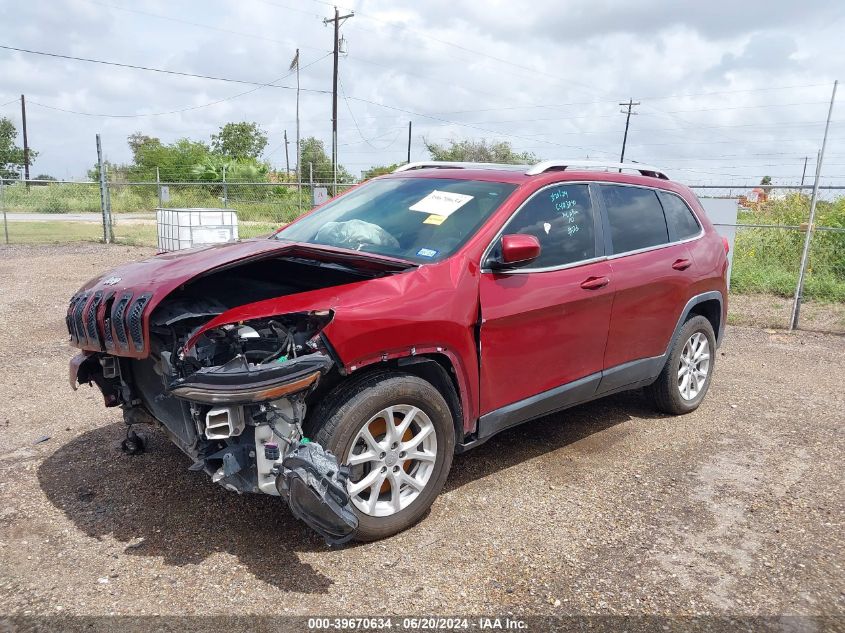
308;371;455;541
647;315;716;415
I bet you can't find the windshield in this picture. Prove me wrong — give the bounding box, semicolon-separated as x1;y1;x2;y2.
275;177;517;262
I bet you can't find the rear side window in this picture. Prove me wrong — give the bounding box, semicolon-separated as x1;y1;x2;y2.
601;185;668;254
505;184;596;268
658;191;701;241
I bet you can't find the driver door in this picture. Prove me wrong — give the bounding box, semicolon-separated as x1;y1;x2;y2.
478;182;613;419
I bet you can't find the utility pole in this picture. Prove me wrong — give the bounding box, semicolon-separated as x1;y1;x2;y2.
95;134;113;244
290;48;302;213
800;156;809;188
20;95;30;189
284;130;290;175
324;6;354;196
407;121;412;163
618;98;640;164
790;80;838;331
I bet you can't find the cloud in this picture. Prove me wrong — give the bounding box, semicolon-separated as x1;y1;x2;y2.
0;0;842;185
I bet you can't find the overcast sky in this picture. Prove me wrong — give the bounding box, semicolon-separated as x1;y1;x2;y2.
1;0;843;186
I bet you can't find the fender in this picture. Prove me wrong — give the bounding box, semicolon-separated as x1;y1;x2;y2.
344;345;475;434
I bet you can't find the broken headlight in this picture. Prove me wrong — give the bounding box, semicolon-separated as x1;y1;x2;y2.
169;310;334;404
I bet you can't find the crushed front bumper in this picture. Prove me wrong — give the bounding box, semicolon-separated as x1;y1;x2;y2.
168;352;334;405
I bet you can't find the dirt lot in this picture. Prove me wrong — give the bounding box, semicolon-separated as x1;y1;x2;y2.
0;244;842;620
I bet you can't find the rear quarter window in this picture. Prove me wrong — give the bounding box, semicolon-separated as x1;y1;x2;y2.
600;185;669;254
658;191;701;241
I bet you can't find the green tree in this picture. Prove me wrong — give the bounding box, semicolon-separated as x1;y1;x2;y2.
0;117;37;179
128;137;212;181
361;163;402;180
760;175;772;186
128;132;162;163
189;155;268;182
300;136;353;185
424;138;536;164
211;122;269;160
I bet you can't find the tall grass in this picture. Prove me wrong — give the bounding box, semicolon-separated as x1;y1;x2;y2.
1;181;327;224
730;194;845;302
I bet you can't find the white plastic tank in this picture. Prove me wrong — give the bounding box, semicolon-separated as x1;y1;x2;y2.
156;208;239;252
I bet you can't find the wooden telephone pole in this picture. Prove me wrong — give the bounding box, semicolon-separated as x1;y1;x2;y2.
284;130;290;175
20;95;30;188
323;6;354;195
618;98;640;163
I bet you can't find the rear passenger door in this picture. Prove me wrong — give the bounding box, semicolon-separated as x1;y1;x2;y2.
596;184;698;387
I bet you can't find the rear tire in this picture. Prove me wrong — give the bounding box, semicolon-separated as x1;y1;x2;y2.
647;315;716;415
308;371;455;541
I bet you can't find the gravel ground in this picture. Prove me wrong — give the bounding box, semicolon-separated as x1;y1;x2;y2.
0;244;843;619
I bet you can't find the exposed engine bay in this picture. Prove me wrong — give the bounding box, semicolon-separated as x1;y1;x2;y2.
68;252;412;544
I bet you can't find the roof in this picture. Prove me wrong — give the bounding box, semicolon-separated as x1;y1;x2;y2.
394;159;669;180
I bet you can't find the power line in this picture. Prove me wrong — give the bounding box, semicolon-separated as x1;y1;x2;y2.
344;95;614;156
85;0;330;54
25;53;332;118
339;80;401;150
0;45;331;93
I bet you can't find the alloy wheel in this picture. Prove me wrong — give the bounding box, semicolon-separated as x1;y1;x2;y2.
678;331;711;401
345;405;438;517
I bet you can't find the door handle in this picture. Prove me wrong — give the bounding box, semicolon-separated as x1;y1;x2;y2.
672;258;692;271
580;276;610;290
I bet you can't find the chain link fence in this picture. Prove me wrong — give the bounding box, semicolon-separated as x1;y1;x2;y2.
1;177;843;332
0;178;355;245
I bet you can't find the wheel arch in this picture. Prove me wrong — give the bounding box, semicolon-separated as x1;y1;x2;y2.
306;354;466;449
395;355;464;447
687;298;722;344
672;291;725;351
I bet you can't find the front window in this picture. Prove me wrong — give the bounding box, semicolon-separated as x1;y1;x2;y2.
276;177;517;262
503;183;597;268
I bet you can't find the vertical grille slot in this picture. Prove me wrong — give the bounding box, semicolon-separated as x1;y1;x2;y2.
66;294;81;343
73;292;90;346
128;293;152;352
112;292;133;351
85;291;104;349
101;292;116;351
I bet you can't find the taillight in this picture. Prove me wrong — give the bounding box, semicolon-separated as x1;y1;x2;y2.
722;237;730;254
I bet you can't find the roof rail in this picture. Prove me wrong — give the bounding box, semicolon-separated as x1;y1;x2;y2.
525;160;669;180
393;161;527;173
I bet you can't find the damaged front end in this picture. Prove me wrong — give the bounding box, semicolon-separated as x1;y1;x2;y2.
70;308;359;545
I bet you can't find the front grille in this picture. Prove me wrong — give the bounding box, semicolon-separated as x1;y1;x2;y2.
67;289;152;355
128;293;152;352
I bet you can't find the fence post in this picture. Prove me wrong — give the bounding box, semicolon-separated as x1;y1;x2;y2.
222;165;228;209
96;134;113;244
297;157;302;215
156;167;162;208
790;80;837;331
1;176;8;244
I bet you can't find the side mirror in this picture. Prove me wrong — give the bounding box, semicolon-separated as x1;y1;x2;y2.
491;234;541;269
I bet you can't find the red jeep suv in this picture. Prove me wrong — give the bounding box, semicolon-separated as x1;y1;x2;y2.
67;160;728;544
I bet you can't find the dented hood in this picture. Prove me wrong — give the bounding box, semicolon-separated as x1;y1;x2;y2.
67;238;416;358
77;238;411;295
